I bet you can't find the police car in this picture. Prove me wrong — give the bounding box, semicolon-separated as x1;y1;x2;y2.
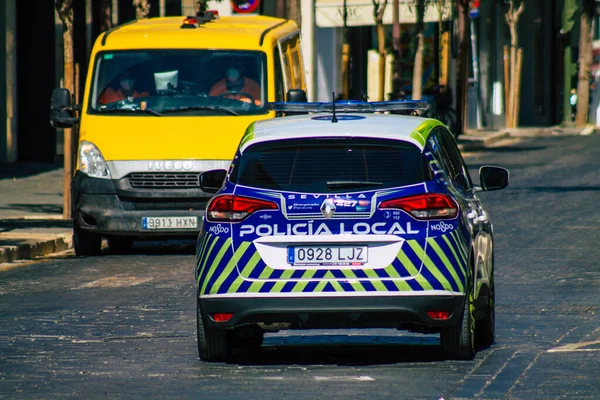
195;101;509;361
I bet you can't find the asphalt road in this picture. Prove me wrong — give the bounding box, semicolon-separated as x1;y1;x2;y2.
1;134;599;400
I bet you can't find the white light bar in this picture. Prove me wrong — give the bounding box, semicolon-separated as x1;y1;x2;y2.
268;100;430;113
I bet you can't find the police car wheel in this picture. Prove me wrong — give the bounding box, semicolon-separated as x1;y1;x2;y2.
475;282;495;348
441;286;476;360
196;298;229;362
73;226;102;256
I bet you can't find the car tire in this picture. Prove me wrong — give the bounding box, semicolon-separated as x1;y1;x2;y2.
73;226;102;256
196;297;229;362
441;288;476;360
107;237;133;254
475;283;495;348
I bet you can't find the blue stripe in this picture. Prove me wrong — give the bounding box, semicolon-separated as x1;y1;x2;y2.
197;236;221;288
403;239;427;274
350;269;369;279
237;279;253;293
291;269;305;279
338;280;356;292
259;281;276;293
304;281;319;293
281;281;297;293
204;244;235;295
323;282;336;292
425;242;459;292
312;270;328;279
382;279;399;292
391;256;414;278
215;264;242;295
248;258;268;279
406;277;424;291
358;280;377;292
233;242;256;273
437;235;466;285
267;268;285;280
375;268;391;279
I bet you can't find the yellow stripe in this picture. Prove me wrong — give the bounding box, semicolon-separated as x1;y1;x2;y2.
381;265;414;291
443;234;467;277
210;242;250;294
201;238;232;294
196;236;219;286
406;241;434;290
428;239;464;291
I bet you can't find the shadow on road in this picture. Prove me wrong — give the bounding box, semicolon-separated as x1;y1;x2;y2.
0;162;62;180
230;340;447;366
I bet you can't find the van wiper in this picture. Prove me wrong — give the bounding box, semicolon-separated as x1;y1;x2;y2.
161;106;238;116
96;108;162;116
326;181;383;189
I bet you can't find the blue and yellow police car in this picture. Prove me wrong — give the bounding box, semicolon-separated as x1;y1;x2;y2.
194;101;509;361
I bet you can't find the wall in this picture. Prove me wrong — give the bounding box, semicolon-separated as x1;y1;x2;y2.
315;26;342;101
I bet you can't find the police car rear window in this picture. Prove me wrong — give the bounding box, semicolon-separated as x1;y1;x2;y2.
231;138;428;193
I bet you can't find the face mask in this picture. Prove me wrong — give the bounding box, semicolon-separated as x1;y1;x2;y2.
120;79;134;91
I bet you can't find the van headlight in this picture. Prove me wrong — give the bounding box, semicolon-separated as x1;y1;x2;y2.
79;141;110;178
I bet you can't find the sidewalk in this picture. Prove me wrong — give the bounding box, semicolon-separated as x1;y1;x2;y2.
0;162;72;265
0;125;595;265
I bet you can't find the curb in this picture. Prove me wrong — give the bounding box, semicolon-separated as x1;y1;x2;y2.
457;131;511;152
0;234;72;264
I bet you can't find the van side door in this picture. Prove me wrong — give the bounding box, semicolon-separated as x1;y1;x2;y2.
277;31;306;96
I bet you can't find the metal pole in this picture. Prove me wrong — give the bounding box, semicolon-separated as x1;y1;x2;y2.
301;0;316;101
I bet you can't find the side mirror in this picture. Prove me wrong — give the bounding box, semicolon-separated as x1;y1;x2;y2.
286;89;307;103
479;166;509;191
199;169;227;194
50;88;79;128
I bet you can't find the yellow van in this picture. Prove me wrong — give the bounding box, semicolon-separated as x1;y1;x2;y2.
49;12;306;255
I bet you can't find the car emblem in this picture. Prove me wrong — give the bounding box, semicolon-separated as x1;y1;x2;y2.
320;199;336;219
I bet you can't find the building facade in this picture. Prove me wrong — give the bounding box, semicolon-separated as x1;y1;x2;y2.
0;0;597;164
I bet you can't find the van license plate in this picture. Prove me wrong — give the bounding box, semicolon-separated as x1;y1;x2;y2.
287;246;368;266
142;217;198;230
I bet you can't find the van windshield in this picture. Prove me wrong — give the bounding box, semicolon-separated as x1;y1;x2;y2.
88;50;268;116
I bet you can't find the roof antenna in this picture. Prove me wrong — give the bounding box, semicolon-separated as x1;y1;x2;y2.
331;91;338;123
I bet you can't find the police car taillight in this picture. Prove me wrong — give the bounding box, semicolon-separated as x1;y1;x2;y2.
379;194;458;220
207;195;278;222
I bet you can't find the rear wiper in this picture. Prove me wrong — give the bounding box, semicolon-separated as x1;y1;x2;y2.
160;106;238;116
96;108;162;116
326;181;383;189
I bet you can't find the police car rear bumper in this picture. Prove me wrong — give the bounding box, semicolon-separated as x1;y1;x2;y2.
198;294;466;331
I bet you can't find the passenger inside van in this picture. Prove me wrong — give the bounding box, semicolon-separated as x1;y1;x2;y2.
209;66;262;105
98;70;149;104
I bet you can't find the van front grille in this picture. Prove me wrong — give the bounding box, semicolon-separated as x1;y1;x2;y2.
120;198;209;211
128;173;199;188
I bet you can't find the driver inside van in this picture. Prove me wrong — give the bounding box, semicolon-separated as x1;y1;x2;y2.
98;70;149;104
209;67;261;105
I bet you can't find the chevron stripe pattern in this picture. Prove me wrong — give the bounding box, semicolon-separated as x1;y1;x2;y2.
196;231;469;296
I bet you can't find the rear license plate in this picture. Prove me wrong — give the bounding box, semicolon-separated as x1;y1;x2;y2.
287;245;368;266
142;216;198;230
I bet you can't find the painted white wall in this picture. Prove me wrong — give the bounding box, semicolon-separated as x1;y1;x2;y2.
301;0;316;101
315;26;342;101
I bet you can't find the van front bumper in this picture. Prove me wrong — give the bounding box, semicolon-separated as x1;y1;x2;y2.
72;171;210;238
